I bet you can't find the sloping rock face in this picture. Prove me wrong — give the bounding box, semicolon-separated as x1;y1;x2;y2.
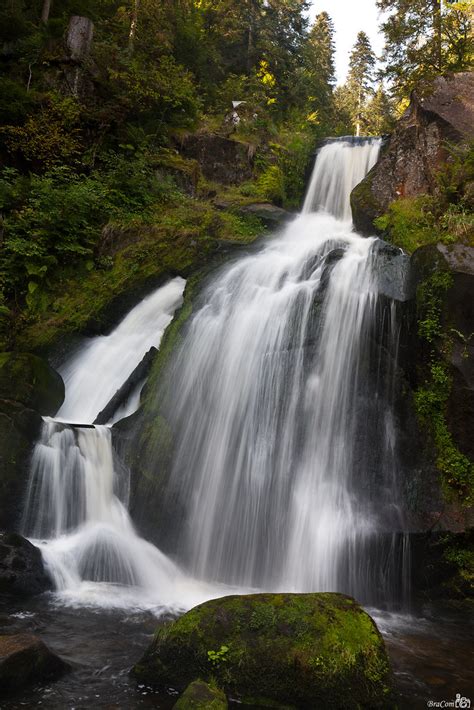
0;633;69;694
178;134;254;185
0;352;64;530
0;532;52;596
351;72;474;235
133;593;392;709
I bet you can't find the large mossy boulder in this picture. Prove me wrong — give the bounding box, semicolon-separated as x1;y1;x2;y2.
133;593;392;709
0;352;64;415
351;72;474;235
0;352;64;530
0;633;69;694
0;532;52;596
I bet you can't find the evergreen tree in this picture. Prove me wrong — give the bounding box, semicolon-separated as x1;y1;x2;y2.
303;11;336;127
346;31;376;136
364;83;395;135
377;0;473;98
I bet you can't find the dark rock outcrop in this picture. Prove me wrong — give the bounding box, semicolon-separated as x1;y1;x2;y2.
0;532;52;596
0;352;64;530
173;680;228;709
134;593;392;709
0;633;69;694
351;72;474;235
94;346;157;424
178;134;254;185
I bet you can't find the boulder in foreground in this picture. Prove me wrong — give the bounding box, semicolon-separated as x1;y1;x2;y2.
134;592;392;709
0;633;70;694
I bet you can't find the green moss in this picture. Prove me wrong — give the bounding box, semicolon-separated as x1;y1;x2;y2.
374;196;442;254
134;593;393;709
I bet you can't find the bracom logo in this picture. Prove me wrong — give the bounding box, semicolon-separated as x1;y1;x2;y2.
427;695;471;709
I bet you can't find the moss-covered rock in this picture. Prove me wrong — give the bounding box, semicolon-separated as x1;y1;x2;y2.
0;352;64;415
133;593;393;709
173;679;227;709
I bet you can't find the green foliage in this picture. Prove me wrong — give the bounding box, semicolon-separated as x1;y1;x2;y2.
417;270;454;343
256;164;285;205
376;0;474;99
207;645;230;669
374;196;438;253
415;270;473;505
415;363;474;504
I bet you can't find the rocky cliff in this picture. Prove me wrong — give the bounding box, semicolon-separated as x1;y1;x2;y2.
351;72;474;236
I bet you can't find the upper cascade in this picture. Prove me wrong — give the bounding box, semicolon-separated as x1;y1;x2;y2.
302;136;381;220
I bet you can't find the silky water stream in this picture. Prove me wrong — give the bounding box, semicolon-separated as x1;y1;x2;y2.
1;138;472;709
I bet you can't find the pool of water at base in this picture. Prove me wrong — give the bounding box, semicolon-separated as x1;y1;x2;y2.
0;594;472;709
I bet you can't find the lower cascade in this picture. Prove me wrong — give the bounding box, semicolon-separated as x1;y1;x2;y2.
22;136;411;611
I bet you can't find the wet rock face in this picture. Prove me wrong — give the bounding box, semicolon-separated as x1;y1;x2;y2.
0;532;52;596
178;134;254;185
351;72;474;235
134;592;392;709
0;352;64;530
0;633;69;694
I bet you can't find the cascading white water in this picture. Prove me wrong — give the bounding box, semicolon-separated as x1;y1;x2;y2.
23;136;408;611
158;137;408;602
302;137;381;219
22;279;233;612
57;276;186;424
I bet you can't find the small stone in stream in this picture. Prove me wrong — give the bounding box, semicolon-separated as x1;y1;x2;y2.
0;633;70;693
173;679;227;709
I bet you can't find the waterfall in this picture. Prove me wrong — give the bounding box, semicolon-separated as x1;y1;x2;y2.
158;137;408;604
22;136;409;611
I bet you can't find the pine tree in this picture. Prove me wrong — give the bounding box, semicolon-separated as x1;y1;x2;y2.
377;0;473;98
346;31;376;136
305;11;336;108
364;83;395;135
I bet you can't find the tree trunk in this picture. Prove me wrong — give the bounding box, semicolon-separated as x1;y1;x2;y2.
433;0;443;71
129;0;140;50
41;0;52;24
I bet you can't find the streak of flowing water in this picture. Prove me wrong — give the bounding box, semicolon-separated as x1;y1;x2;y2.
158;137;409;603
57;276;186;424
302;136;381;219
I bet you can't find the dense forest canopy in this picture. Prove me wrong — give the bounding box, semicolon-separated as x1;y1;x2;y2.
0;0;472;348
